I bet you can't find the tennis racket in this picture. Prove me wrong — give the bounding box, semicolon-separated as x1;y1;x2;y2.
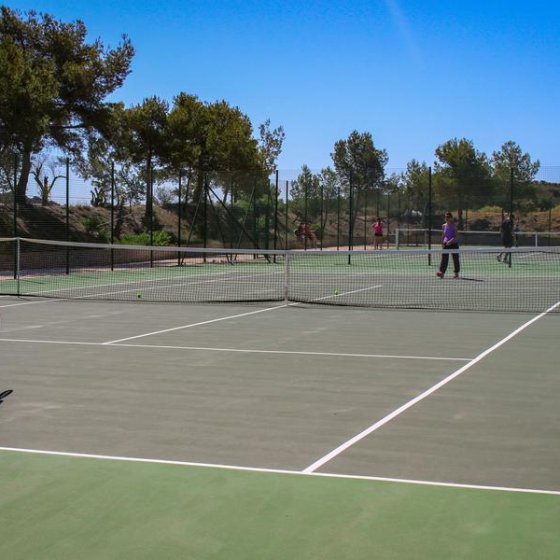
0;390;13;406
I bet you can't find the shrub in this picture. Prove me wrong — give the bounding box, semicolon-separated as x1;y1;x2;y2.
119;231;172;246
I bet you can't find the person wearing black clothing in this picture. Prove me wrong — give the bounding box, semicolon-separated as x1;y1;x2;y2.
498;213;514;265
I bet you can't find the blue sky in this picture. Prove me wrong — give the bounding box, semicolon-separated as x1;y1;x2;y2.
6;0;560;176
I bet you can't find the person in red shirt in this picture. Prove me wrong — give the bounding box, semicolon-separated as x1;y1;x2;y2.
295;222;316;248
372;217;384;249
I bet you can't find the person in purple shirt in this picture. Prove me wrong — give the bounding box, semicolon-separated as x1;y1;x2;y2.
436;212;460;279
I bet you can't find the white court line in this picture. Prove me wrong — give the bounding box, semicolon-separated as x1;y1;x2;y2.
103;304;289;344
0;446;558;496
0;337;470;361
311;284;383;302
112;343;469;361
0;298;62;308
302;300;560;474
101;281;383;345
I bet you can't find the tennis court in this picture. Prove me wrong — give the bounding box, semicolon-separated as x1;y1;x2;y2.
1;272;559;559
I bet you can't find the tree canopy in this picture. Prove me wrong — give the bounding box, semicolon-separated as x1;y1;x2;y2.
0;6;134;202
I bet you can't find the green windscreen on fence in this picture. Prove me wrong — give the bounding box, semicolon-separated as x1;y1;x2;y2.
0;238;559;313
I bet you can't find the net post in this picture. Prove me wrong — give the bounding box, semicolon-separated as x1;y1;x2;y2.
395;228;400;249
283;251;290;304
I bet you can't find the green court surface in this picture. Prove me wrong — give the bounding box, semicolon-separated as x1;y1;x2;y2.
1;297;559;558
1;451;559;560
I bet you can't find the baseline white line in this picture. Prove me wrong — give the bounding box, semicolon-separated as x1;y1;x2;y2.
302;300;560;474
112;343;469;361
0;337;469;361
0;339;104;346
1;447;558;496
0;298;61;308
103;304;289;344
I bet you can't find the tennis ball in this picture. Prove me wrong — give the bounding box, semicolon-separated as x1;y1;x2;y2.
136;292;142;299
334;289;340;295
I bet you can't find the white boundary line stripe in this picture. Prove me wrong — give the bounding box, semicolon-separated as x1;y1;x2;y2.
112;344;469;361
0;446;558;496
311;284;383;302
302;300;560;474
0;338;103;346
312;472;560;496
103;304;289;344
0;337;470;361
0;298;62;308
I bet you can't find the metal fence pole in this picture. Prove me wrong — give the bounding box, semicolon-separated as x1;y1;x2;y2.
177;169;182;265
65;158;70;275
320;183;324;250
16;237;21;296
285;180;289;250
363;190;367;250
304;178;308;250
203;175;208;261
13;153;18;279
273;170;279;253
428;166;433;266
110;160;115;271
386;193;390;248
509;167;514;214
348;174;353;265
336;186;341;251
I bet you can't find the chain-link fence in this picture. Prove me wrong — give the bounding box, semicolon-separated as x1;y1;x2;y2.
1;158;559;254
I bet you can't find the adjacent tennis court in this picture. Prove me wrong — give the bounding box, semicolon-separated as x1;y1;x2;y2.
1;288;559;559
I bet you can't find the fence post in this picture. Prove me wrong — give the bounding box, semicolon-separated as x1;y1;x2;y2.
285;180;289;250
177;170;182;264
428;166;433;266
203;175;208;260
273;170;279;253
336;186;341;250
363;190;367;250
65;158;70;275
386;193;390;248
348;173;353;265
265;179;271;251
111;160;115;271
13;153;18;279
320;183;324;250
509;167;514;214
304;177;308;250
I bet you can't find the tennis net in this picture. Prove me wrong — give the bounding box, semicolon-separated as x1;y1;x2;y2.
396;228;560;248
1;238;559;313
